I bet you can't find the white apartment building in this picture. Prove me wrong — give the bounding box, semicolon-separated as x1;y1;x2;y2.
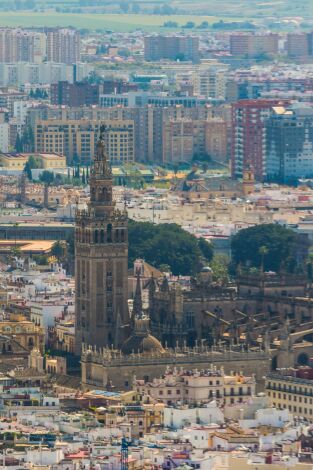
0;123;9;152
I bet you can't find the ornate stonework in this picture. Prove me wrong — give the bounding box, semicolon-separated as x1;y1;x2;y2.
75;126;129;354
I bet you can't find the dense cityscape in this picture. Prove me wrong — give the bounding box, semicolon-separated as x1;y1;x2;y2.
2;1;313;468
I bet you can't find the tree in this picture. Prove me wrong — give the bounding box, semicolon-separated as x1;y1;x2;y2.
210;255;230;285
15;133;23;152
24;161;32;180
27;155;38;169
259;245;269;273
51;241;65;262
183;21;195;29
119;1;129;12
132;3;140;13
231;223;298;273
39;171;55;185
128;220;213;275
81;167;86;184
198;238;213;262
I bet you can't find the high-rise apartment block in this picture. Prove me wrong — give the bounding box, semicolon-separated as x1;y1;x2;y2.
286;33;310;59
231;99;285;180
193;65;227;100
0;28;46;63
35;119;134;165
46;28;81;64
162;117;228;164
144;35;200;63
266;105;313;183
229;33;279;57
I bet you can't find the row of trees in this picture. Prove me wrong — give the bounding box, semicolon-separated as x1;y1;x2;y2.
128;222;304;279
15;126;34;153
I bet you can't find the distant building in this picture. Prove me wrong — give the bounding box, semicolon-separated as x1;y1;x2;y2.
35;119;135;165
266;367;313;421
286;33;310;60
46;28;81;65
0;28;46;63
0;122;9;152
144;35;199;63
231;99;287;180
50;81;100;107
266;105;313;182
135;366;256;406
229;33;279;57
0;152;66;171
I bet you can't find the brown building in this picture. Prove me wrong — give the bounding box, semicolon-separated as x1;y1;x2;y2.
229;33;279;58
286;33;310;60
144;35;200;63
162;117;228;164
75;127;129;354
50;81;100;107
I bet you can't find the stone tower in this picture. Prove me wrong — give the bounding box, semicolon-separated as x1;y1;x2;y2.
75;125;129;354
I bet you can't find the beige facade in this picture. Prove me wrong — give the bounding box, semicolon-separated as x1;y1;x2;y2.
135;367;255;406
193;67;227;100
0;152;66;170
0;320;45;353
205;119;228;162
82;347;270;392
35;119;134;165
266;372;313;421
162;117;228;164
0;153;27;170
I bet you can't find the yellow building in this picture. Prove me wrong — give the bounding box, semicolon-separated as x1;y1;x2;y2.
0;152;66;170
35;119;135;165
0;319;45;353
266;371;313;421
0;153;27;170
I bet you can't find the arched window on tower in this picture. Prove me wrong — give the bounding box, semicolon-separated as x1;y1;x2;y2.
100;229;105;244
121;230;125;243
94;230;99;244
107;224;112;243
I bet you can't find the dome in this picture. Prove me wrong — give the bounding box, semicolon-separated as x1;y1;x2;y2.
201;266;212;273
121;332;164;355
121;315;164;355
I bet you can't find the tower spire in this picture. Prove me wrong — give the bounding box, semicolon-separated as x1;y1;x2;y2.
133;268;143;318
89;125;114;212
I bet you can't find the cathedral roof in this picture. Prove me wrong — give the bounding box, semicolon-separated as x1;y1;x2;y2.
121;331;164;356
121;315;164;356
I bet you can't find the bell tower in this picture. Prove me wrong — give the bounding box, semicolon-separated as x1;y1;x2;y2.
75;125;129;354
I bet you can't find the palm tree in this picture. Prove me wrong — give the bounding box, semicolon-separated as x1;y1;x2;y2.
259;245;269;273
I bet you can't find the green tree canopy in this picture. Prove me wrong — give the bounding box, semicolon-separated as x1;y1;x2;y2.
231;223;298;272
128;220;213;275
39;170;55;185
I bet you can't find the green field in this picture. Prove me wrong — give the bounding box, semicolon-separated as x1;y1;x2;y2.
0;12;234;31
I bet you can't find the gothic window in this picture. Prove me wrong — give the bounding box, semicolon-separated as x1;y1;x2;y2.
94;230;99;244
108;333;113;345
107;224;112;243
121;230;125;243
100;229;105;244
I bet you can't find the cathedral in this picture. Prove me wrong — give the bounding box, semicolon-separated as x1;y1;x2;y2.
78;128;313;391
75;125;129;354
